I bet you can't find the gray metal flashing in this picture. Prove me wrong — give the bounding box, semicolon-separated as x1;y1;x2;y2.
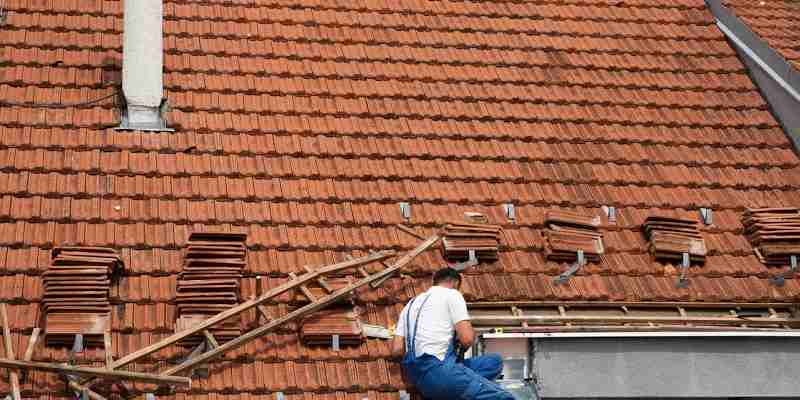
706;0;800;150
484;331;800;338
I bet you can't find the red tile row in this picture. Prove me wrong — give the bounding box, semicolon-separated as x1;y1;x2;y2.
0;194;774;233
0;240;782;278
0;220;762;259
3;174;800;214
1;123;790;158
9;6;723;42
2;146;797;190
162;78;767;110
4;10;729;59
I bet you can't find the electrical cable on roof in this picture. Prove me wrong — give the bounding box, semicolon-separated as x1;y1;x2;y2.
0;90;119;109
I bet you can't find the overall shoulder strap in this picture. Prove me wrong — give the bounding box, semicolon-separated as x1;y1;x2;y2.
407;293;432;358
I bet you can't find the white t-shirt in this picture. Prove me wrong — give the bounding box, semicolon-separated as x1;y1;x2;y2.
395;286;470;360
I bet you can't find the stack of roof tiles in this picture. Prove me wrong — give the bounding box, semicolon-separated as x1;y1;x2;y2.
742;208;800;266
176;233;247;346
300;307;364;347
643;217;707;264
442;222;502;262
4;0;800;397
543;211;603;263
43;247;122;346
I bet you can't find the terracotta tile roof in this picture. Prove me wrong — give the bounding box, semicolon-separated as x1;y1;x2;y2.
2;0;800;397
724;0;800;69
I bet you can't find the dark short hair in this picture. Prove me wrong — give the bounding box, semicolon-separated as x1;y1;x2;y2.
433;267;462;286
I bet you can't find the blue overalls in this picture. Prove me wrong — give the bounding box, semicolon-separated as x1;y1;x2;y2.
401;294;516;400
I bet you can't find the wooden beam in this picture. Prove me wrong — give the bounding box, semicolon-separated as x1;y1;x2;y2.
23;328;40;362
0;358;190;386
370;261;396;288
256;305;270;322
396;224;426;241
103;331;113;368
289;272;316;302
1;304;21;400
202;330;218;349
109;250;394;370
67;380;108;400
160;235;440;377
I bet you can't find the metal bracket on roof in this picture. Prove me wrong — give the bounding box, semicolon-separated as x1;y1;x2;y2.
770;255;797;287
399;202;411;220
602;205;617;224
503;203;516;221
331;334;340;352
676;253;691;288
71;334;84;354
451;250;479;271
554;250;586;285
700;208;713;225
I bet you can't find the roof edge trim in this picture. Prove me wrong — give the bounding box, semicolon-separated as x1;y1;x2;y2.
706;0;800;101
706;0;800;151
484;331;800;339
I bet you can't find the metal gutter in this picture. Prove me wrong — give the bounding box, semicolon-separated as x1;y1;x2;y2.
706;0;800;149
484;331;800;339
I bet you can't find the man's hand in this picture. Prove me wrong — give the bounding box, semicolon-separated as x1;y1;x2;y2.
454;320;475;348
390;335;406;360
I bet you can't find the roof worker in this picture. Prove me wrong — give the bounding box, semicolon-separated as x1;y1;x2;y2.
392;267;515;400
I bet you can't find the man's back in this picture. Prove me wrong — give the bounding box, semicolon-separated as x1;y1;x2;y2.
396;285;470;360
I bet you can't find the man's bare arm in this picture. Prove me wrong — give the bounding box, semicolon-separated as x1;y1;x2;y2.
391;335;406;359
454;320;475;348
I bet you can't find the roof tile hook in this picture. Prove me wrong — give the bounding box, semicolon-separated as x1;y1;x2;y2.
676;252;691;288
554;250;586;285
399;202;411;221
770;255;797;287
502;203;516;222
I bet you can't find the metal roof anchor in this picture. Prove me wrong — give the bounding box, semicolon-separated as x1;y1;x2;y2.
502;203;516;222
554;250;586;285
770;255;797;287
399;202;411;221
602;205;617;224
700;208;713;225
331;334;340;352
676;252;691;288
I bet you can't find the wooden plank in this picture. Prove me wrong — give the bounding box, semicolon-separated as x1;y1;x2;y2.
23;328;40;361
103;331;113;368
0;358;190;385
160;235;440;377
316;277;333;293
289;272;317;302
370;261;396;288
396;224;426;240
202;330;219;349
256;305;270;322
1;304;21;400
109;250;394;370
67;380;108;400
